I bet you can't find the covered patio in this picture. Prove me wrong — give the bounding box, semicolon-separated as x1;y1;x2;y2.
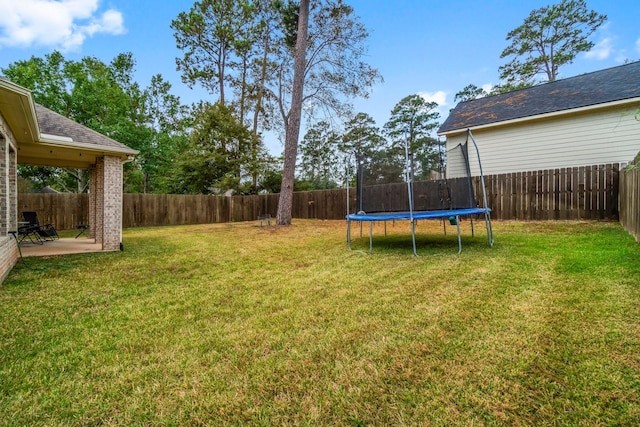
0;78;137;278
18;237;103;257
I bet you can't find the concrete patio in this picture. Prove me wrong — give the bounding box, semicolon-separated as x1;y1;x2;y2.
19;238;103;257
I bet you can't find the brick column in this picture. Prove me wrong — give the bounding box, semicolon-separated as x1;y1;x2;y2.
92;156;123;251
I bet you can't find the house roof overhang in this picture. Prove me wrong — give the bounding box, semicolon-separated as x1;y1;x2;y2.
0;79;138;169
437;96;640;138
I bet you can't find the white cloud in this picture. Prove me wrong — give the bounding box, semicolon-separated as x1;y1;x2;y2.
417;91;451;128
585;37;613;60
418;90;448;107
0;0;125;52
481;84;493;95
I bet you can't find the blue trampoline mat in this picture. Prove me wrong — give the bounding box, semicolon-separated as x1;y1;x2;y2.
346;207;491;222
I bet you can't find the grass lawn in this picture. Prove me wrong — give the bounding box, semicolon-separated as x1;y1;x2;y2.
1;219;639;426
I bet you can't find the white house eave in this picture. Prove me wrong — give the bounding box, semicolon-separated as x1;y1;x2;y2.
438;96;640;137
0;78;41;143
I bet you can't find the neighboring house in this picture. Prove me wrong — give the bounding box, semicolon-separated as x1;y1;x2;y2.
33;186;59;194
0;78;137;282
438;61;640;178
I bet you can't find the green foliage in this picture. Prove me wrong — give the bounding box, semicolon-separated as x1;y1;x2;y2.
131;74;190;193
298;121;342;189
384;94;442;178
273;0;300;51
16;166;58;191
3;51;189;194
170;0;380;217
171;102;253;194
3;51;134;192
340;112;386;160
499;0;607;85
454;84;488;103
171;0;256;103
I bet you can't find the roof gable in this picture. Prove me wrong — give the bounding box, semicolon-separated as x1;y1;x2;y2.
438;61;640;134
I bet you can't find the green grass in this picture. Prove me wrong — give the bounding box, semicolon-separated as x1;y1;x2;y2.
1;219;639;426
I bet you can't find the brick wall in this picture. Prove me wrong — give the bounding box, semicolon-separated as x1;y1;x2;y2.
0;114;19;283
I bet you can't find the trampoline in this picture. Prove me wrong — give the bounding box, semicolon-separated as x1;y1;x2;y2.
346;129;494;255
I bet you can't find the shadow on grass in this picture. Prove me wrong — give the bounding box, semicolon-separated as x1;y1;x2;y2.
348;231;492;256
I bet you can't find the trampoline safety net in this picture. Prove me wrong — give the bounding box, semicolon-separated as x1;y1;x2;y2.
354;142;478;214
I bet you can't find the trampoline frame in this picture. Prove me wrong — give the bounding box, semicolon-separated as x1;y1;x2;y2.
346;129;494;256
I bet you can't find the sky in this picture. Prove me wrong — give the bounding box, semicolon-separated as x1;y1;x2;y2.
0;0;639;156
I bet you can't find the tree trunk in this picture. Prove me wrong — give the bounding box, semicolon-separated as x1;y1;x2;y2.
77;169;84;193
276;0;309;226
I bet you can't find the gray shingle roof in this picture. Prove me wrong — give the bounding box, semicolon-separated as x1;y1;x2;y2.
35;103;137;154
438;61;640;134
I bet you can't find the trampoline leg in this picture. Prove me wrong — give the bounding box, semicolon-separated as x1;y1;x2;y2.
456;216;462;254
369;221;373;254
411;220;418;257
471;216;475;237
484;212;494;247
360;222;363;239
347;220;352;250
384;221;387;236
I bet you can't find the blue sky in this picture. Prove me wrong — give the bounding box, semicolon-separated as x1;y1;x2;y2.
1;0;638;155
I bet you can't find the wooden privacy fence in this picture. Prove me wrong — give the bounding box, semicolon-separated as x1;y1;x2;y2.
122;190;347;227
620;154;640;242
17;164;621;229
17;190;346;229
480;164;619;221
18;192;88;230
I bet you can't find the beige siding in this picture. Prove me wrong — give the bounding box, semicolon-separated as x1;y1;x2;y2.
446;105;640;177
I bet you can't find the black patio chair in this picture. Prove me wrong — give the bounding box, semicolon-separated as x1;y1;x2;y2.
17;223;43;244
22;211;59;241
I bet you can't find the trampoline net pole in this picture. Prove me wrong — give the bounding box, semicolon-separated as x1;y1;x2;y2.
467;129;494;247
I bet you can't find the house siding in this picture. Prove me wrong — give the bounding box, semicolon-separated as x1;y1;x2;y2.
446;104;640;178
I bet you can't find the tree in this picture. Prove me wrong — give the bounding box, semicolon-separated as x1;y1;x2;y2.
340;112;386;161
298;121;340;189
273;1;382;224
2;51;189;194
134;75;190;193
454;84;488;103
499;0;607;86
276;0;309;226
172;1;281;193
270;0;382;127
171;102;253;194
171;0;254;105
384;94;442;178
2;51;135;192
